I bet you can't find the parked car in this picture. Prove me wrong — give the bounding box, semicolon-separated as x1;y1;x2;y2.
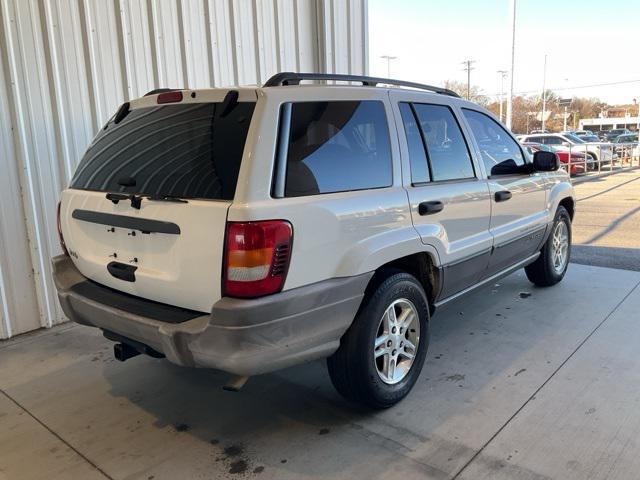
519;132;614;168
52;72;575;408
601;128;632;142
612;133;638;144
522;142;587;175
572;130;592;137
612;133;639;157
580;134;600;143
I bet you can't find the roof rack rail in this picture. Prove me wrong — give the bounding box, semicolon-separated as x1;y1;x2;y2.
263;72;460;98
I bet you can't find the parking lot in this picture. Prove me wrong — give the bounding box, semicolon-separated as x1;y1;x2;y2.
572;169;640;271
2;171;640;480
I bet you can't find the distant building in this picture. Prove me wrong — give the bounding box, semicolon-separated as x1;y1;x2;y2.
579;116;640;132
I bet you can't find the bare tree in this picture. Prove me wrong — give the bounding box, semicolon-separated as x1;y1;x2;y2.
443;80;489;106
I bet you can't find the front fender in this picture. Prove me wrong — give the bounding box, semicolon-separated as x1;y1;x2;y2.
546;175;575;221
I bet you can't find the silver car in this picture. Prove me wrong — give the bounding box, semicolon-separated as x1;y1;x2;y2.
520;132;614;168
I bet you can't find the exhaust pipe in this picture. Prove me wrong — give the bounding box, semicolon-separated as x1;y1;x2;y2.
114;342;141;362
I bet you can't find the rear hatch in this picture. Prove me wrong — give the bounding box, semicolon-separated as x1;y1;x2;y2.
59;89;257;312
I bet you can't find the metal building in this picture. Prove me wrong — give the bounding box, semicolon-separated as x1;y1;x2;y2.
0;0;369;338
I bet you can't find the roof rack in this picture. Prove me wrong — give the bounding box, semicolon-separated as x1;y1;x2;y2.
263;72;460;98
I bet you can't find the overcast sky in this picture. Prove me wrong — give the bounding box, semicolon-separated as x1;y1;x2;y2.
368;0;640;105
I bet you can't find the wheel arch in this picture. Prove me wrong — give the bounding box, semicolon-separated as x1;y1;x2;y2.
547;180;575;222
364;252;440;316
558;196;575;220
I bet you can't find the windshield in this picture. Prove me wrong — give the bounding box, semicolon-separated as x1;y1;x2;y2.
564;133;585;144
525;143;552;152
71;102;256;200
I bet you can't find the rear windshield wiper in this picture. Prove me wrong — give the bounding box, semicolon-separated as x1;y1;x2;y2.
106;192;143;209
105;192;187;209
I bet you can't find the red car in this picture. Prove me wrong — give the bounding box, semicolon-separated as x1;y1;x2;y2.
522;142;587;176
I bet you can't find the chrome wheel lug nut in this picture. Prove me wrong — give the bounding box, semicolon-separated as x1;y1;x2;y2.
387;340;392;347
392;349;397;356
392;327;397;334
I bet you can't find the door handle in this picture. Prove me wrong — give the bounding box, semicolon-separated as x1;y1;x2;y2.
418;200;444;216
494;190;512;202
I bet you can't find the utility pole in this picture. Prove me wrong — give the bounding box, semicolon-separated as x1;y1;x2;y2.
541;54;548;132
380;55;397;78
506;0;517;130
497;70;508;123
462;60;475;100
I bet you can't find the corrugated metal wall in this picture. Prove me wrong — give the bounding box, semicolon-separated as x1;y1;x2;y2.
0;0;368;339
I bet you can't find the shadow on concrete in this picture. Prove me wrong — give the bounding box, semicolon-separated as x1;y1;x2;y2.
577;174;640;202
582;205;640;244
90;267;640;478
572;244;640;272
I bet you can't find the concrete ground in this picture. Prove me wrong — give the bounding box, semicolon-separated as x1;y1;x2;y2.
572;169;640;271
2;262;640;480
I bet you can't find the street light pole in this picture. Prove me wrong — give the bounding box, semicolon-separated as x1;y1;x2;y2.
506;0;517;130
380;55;397;78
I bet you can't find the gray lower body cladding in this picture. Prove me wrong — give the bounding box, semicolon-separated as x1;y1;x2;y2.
52;255;371;376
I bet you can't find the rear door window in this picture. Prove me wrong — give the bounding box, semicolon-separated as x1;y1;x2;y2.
399;103;430;184
545;136;564;145
71;102;255;200
410;103;475;181
283;101;392;197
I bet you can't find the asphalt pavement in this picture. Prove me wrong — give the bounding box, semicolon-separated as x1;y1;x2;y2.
571;169;640;271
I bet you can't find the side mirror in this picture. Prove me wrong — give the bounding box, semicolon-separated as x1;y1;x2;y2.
533;150;560;172
561;141;571;147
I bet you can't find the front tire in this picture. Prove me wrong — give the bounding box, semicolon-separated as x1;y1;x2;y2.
525;206;571;286
327;272;429;409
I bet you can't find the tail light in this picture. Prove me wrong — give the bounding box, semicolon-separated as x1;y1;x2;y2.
56;201;69;256
223;221;293;298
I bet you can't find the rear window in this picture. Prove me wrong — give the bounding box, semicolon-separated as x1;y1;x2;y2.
70;102;255;200
283;101;392;197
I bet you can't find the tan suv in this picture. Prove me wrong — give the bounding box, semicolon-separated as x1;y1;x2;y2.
53;73;575;408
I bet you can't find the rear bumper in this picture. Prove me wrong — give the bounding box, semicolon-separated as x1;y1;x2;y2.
52;255;370;376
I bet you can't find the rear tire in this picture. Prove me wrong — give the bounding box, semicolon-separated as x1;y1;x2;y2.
327;272;429;409
525;206;571;287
